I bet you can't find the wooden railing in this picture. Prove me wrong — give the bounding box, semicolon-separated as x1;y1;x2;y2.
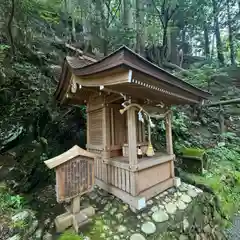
95;158;132;194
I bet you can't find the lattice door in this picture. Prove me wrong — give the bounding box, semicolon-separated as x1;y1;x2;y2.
55;156;94;202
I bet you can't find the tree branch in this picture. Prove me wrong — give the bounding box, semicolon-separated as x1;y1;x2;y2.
151;0;164;27
107;0;122;28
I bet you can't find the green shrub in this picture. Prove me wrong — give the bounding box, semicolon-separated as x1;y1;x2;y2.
0;191;25;214
58;231;84;240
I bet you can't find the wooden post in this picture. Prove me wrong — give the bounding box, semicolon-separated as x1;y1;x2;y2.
127;107;137;165
102;105;110;183
165;111;173;155
127;107;137;196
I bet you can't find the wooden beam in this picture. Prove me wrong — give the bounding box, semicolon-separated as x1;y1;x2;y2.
165;112;173;155
127;108;137;165
204;98;240;107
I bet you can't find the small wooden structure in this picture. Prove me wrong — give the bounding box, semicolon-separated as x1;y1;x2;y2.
55;46;210;210
44;145;95;232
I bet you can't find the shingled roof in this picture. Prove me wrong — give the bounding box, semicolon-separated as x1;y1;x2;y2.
55;45;211;105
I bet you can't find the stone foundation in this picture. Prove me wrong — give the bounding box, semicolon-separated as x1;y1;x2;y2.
80;182;226;240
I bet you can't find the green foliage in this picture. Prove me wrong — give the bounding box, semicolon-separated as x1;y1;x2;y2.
188;145;240;219
0;191;25;214
59;231;84;240
181;147;205;157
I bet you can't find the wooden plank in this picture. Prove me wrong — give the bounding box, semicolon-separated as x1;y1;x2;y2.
111;108;114;145
115;166;118;187
125;170;130;193
130;172;137;196
118;167;121;189
122;169;126;191
95;178;146;211
86;144;104;150
127;107;137;165
99;158;102;180
111;165;115;186
74;70;130;87
165;112;173;155
139;178;174;200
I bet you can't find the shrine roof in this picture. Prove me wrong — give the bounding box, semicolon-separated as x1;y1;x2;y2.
55;45;211;105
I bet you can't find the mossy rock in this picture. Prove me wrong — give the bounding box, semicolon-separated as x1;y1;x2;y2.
180;148;208;174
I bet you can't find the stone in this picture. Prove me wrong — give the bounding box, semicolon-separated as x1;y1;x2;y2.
147;200;153;205
152;209;169;222
34;228;43;239
165;197;171;203
116;213;123;222
174;177;181;187
98;190;108;196
104;203;112;211
100;233;106;238
177;192;182;197
12;210;30;222
141;221;156;234
123;204;129;211
158;204;164;210
179;184;188;192
130;233;146;240
195;188;203;194
113;236;120;240
101;199;107;205
27;220;39;235
187;189;198;198
180;194;192;203
44;218;51;226
179;234;189;240
195;234;201;240
203;224;211;233
177;200;187;210
103;225;109;231
110;207;117;215
168;188;176;194
118;225;127;233
183;218;189;231
7;235;21;240
151;206;158;212
43;232;52;240
137;215;141;219
89;192;98;200
165;203;177;214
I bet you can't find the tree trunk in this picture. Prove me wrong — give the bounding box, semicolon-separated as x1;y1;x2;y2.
8;0;15;58
71;9;76;42
123;0;133;47
135;0;145;55
212;0;225;65
83;0;92;53
227;0;235;65
203;21;210;57
167;24;179;65
64;0;70;40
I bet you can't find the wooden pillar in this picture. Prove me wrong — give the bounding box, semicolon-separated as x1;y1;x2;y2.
127;107;137;165
165;111;174;178
165;111;173;155
102;106;110;183
127;107;137;196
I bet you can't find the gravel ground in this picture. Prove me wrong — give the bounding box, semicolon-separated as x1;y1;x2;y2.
225;214;240;240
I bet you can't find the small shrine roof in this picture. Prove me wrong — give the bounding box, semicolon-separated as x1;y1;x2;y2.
55;45;211;105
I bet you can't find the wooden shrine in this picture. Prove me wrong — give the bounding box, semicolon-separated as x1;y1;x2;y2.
55;46;210;211
44;145;96;232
